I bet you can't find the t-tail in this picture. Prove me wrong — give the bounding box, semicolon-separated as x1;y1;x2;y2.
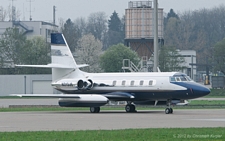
16;33;88;81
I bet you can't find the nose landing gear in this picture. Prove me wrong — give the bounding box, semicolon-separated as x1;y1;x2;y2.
165;100;173;114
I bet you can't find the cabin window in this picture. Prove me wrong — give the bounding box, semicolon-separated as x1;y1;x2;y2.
112;81;116;86
149;80;153;85
130;80;134;86
122;80;126;86
140;80;144;85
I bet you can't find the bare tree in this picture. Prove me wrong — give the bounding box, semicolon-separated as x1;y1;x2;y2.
74;17;87;38
7;5;21;21
76;34;103;72
0;6;8;21
86;12;107;43
58;18;65;32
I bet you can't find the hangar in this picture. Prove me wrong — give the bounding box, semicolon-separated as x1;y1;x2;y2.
0;75;57;96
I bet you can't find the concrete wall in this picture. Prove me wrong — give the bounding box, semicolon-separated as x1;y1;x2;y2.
0;75;55;96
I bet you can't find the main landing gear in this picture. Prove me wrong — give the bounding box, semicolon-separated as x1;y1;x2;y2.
125;102;136;113
165;100;173;114
90;107;100;113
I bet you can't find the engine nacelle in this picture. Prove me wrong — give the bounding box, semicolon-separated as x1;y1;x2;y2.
58;94;108;107
77;79;93;90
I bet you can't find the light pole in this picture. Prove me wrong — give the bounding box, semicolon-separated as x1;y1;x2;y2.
153;0;159;72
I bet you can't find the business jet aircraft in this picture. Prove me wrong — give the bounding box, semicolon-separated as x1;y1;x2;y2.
14;33;210;114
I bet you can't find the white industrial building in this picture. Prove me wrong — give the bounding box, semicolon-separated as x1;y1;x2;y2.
0;21;58;42
178;50;197;80
0;74;59;96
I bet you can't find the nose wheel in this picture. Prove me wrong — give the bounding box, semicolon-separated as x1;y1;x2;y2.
165;108;173;114
165;100;173;114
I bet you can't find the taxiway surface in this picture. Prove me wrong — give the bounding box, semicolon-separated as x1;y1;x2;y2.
0;109;225;132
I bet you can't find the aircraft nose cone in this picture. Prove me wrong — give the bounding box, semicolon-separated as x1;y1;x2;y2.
194;85;210;97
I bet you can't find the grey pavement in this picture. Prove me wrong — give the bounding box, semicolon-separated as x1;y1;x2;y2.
0;109;225;132
0;99;58;108
1;97;225;108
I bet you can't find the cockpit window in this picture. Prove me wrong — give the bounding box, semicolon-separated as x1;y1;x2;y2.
180;76;187;81
175;77;181;81
170;77;176;82
170;74;193;82
186;76;192;81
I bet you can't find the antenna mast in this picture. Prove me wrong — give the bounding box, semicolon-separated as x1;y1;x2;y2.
27;0;34;21
9;0;16;21
53;6;56;25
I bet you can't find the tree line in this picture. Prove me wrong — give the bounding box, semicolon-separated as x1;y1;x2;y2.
60;11;124;52
1;5;225;74
0;28;51;74
164;6;225;73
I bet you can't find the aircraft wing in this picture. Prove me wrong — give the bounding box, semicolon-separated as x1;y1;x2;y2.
10;94;80;98
11;92;135;100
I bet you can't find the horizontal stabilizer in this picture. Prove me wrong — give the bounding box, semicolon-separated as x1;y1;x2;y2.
11;94;80;98
16;64;89;69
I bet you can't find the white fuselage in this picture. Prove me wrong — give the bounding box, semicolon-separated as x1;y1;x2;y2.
51;70;208;101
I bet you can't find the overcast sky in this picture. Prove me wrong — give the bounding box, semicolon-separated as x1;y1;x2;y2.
1;0;225;23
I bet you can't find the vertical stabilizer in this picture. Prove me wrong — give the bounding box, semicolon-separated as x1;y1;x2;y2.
51;33;78;81
51;33;77;68
16;33;87;82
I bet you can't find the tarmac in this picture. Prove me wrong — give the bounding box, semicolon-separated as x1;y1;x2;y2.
1;97;225;108
0;98;225;132
0;109;225;132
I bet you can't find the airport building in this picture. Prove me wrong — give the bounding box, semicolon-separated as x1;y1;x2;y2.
178;50;197;80
0;21;58;42
0;74;57;96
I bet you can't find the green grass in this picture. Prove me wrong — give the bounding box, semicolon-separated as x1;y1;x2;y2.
189;100;225;105
0;128;224;141
203;94;225;98
208;89;225;96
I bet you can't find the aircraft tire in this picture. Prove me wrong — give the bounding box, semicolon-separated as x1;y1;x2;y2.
125;104;135;112
169;108;173;114
96;107;100;113
165;108;170;114
90;107;100;113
